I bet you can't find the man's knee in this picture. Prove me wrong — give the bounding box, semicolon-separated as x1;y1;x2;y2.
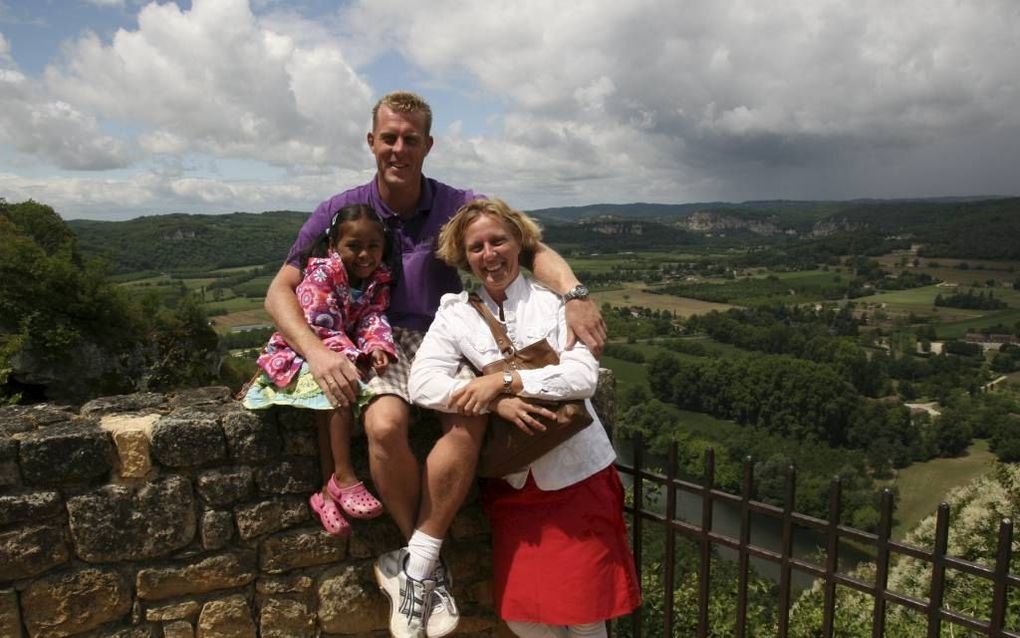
364;397;411;451
438;413;487;450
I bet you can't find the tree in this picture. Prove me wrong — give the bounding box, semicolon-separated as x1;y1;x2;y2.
932;409;972;457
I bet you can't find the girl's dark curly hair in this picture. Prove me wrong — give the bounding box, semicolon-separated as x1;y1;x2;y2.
298;204;399;283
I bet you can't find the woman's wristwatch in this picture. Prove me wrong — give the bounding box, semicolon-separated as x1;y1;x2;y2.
502;368;514;394
562;284;590;302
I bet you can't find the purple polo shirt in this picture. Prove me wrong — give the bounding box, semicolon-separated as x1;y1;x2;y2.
286;176;478;332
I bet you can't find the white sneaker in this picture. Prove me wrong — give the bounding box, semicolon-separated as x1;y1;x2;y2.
429;560;460;637
374;549;460;638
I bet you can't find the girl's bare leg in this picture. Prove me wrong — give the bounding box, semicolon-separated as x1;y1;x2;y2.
314;411;333;496
328;406;359;487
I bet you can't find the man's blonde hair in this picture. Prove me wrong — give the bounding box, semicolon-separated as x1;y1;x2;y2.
372;91;433;135
437;198;543;271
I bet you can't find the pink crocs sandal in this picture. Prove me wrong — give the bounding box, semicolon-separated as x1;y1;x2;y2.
327;476;384;520
309;491;351;537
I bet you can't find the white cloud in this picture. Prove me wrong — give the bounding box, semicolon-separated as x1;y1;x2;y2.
45;0;373;171
0;166;376;220
0;32;132;170
4;0;1020;219
342;0;1020;203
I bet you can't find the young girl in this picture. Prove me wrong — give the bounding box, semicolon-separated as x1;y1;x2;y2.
243;204;395;536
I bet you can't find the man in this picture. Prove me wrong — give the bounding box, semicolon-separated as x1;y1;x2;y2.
264;91;605;637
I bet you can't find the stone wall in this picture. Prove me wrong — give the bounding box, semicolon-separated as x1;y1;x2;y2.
0;373;616;638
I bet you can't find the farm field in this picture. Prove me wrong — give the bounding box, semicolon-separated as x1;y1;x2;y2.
936;308;1020;339
883;439;996;538
203;297;265;314
210;309;272;333
853;284;1020;331
594;282;734;316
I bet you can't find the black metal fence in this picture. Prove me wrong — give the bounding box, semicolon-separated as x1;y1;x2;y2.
614;432;1019;637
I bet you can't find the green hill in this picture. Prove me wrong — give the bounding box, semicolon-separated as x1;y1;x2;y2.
67;210;308;274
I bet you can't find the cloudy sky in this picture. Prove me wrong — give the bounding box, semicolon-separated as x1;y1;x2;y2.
1;0;1018;220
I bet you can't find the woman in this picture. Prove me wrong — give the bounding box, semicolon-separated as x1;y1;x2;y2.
408;198;640;638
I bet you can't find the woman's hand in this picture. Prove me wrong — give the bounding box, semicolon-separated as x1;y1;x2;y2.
449;373;505;415
492;397;556;435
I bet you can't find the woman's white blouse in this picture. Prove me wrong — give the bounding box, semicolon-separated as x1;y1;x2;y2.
409;274;616;491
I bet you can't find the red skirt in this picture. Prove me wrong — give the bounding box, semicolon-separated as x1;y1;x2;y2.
481;465;642;625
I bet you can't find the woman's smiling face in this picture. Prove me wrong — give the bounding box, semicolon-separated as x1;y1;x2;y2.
463;213;522;301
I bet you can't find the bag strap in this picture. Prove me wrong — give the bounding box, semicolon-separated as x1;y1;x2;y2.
467;292;515;359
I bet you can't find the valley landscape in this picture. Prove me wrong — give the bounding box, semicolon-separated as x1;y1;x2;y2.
4;194;1020;634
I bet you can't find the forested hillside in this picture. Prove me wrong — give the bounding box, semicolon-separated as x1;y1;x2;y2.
68;210;307;274
1;200;231;403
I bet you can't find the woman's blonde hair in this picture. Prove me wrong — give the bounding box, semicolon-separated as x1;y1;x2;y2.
436;198;543;271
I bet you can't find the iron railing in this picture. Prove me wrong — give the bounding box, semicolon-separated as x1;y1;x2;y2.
614;432;1019;637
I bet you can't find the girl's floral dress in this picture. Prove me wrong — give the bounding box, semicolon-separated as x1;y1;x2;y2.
243;251;397;411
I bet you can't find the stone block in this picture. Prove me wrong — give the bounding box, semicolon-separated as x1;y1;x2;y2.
253;460;318;495
221;409;281;463
162;621;194;638
136;551;256;601
169;387;231;409
0;523;69;580
255;575;314;596
0;404;76;433
446;543;492;585
196;467;254;507
21;567;132;638
0;490;61;526
347;517;404;559
317;562;388;635
275;410;317;457
145;599;201;622
150;413;226;468
66;476;196;562
81;392;166;417
449;505;491;541
17;421;114;486
258;598;316;638
593;367;617;430
195;595;255;638
233;496;308;540
259;527;346;573
0;589;22;638
80;625;158;638
0;436;19;488
201;510;234;550
100;413;161;478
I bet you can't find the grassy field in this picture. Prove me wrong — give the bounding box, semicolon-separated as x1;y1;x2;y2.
935;308;1020;339
853;283;1020;333
203;297;265;314
209;309;272;333
883;439;996;538
876;253;1020;286
594;282;734;317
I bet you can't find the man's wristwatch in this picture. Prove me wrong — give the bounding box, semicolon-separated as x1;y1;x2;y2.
502;368;514;394
562;284;590;302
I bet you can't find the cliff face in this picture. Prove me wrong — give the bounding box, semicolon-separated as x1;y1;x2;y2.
809;218;868;237
0;374;616;638
676;211;786;236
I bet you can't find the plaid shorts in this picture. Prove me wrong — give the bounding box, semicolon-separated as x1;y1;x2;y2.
364;327;474;403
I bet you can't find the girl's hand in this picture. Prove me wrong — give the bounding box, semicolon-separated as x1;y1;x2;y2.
492;397;555;435
371;349;389;373
450;373;505;416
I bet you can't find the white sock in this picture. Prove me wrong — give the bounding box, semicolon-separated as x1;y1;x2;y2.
405;530;442;581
